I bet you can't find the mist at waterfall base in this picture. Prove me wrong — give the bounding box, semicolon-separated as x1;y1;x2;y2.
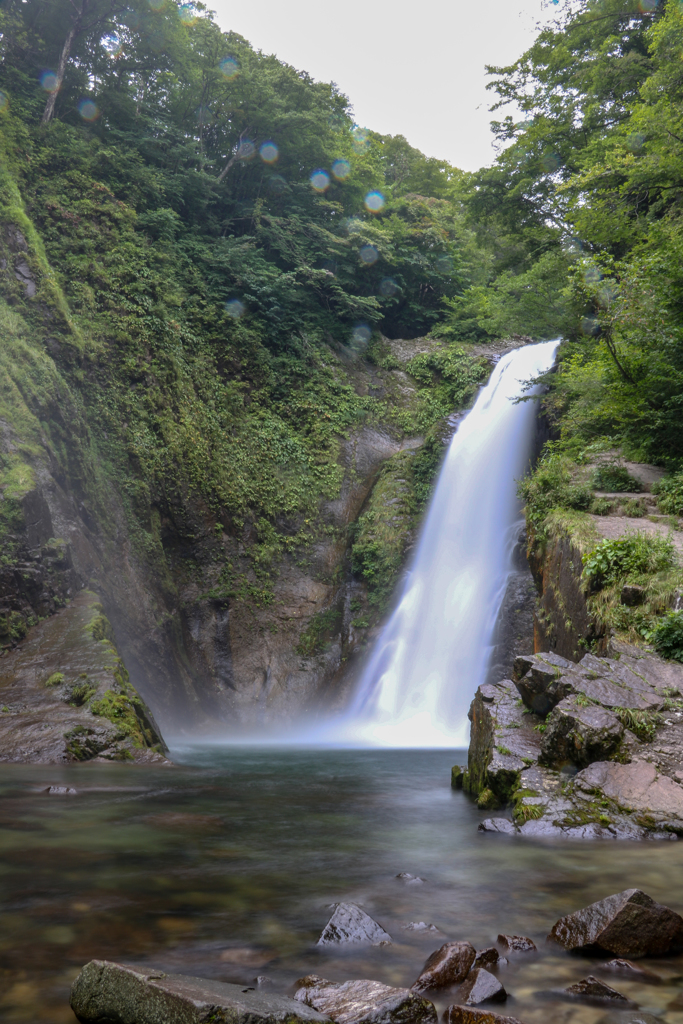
320;338;560;748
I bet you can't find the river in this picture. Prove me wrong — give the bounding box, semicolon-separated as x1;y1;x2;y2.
3;747;683;1022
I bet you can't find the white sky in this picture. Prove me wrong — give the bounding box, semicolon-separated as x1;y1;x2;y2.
208;0;551;172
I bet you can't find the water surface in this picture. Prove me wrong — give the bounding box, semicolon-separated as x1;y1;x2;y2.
2;748;683;1022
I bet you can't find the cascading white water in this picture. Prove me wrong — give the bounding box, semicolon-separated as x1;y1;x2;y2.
340;339;560;747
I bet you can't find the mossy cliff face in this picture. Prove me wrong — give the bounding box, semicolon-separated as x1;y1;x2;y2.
0;590;166;763
0;148;494;740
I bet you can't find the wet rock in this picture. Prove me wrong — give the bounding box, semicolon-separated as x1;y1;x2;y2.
496;935;536;953
466;681;541;803
442;1010;523;1024
294;976;437;1024
454;969;506;1006
473;949;507;970
549;888;683;956
598;960;661;984
317;903;392;946
478;819;517;834
621;585;646;607
451;766;466;790
46;785;77;794
539;698;624;769
403;923;442;934
411;941;476;992
560;976;637;1008
70;960;330;1024
397;872;425;885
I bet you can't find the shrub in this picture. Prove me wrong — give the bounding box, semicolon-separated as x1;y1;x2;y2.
651;611;683;662
519;454;592;527
582;533;677;590
590;465;642;492
654;473;683;516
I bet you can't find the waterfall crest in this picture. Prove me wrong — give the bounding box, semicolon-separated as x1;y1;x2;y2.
340;339;559;747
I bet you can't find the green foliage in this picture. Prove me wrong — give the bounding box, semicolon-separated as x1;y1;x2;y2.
90;689;145;742
614;706;662;742
44;672;65;688
590;465;642;492
651;611;683;663
653;474;683;517
582;533;676;590
518;453;592;529
295;608;342;657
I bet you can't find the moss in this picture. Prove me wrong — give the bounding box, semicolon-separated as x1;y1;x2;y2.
296;607;342;657
476;788;499;810
44;672;65;688
87;614;115;644
90;690;146;745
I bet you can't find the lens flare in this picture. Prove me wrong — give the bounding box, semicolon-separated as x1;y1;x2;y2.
219;56;239;80
102;32;123;56
78;100;100;122
148;0;165;9
332;159;350;180
344;217;363;234
359;244;378;266
364;191;385;213
541;152;561;173
179;3;198;23
225;299;245;319
583;266;602;284
310;169;330;192
40;71;59;93
260;142;279;163
352;127;370;154
436;255;452;275
581;315;600;336
0;91;8;112
352;324;372;346
627;132;645;151
379;277;398;297
638;0;657;10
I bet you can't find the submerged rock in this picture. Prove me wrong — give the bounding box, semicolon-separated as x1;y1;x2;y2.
559;976;636;1007
454;969;506;1006
317;903;392;946
411;941;476;992
396;873;425;885
549;889;683;956
70;960;330;1024
598;959;661;984
442;1011;523;1024
496;935;536;953
294;976;437;1024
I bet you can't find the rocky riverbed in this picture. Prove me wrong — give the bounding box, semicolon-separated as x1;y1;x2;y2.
458;637;683;838
69;890;683;1024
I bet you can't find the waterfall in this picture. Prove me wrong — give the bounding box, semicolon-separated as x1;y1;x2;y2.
339;339;560;747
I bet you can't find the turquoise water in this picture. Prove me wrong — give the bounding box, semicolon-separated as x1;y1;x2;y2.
2;748;683;1022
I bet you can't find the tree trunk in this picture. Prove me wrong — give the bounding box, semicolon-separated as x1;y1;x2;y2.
41;2;87;125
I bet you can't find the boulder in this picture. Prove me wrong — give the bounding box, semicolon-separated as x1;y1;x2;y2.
513;654;577;716
294;976;436;1024
454;969;506;1006
478;819;517;834
548;889;683;956
317;903;392;946
598;959;661;984
442;1010;523;1024
472;949;507;970
411;941;476;992
574;761;683;823
539;698;624;768
70;961;331;1024
560;976;636;1008
496;935;536;953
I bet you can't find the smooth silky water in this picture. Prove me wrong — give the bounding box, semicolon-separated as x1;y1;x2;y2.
3;748;683;1023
